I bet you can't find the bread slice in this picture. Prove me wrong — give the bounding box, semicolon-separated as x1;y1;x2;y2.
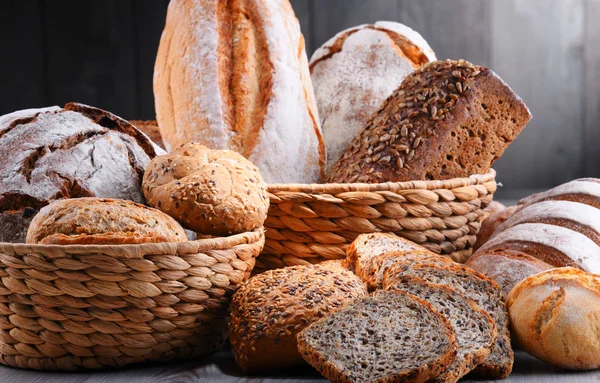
297;290;457;383
383;263;513;379
390;277;497;382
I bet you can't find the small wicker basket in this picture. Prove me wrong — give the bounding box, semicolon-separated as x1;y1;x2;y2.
0;230;264;370
258;170;496;271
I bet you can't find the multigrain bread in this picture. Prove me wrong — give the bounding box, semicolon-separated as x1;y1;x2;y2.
0;103;163;243
327;59;531;183
154;0;325;183
143;143;269;236
507;268;600;370
309;22;436;171
25;198;187;245
228;265;367;373
297;290;457;383
466;250;553;297
392;278;497;383
473;205;519;251
383;262;513;379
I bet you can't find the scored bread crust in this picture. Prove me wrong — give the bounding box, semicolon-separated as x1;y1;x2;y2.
518;178;600;210
473;205;519;251
327;59;531;183
25;198;188;245
154;0;325;184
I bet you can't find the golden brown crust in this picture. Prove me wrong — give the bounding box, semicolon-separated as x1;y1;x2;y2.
327;59;531;183
25;198;187;245
143;143;269;236
473;205;519;251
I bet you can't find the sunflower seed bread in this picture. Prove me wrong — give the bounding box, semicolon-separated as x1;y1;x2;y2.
228;264;367;373
390;277;497;383
327;59;531;183
297;290;457;383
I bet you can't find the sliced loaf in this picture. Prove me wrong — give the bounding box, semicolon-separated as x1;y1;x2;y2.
297;290;457;383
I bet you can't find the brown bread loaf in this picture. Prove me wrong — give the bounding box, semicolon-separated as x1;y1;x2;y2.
518;178;600;209
26;198;187;245
327;59;531;183
130;120;165;149
0;103;162;243
473;205;519;251
154;0;325;183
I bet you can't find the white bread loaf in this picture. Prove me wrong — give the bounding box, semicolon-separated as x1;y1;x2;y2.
154;0;325;183
310;22;435;171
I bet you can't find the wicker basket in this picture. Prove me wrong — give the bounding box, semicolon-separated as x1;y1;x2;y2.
258;170;496;271
0;230;264;370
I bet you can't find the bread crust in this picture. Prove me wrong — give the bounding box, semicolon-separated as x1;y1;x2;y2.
473;205;519;251
25;198;187;245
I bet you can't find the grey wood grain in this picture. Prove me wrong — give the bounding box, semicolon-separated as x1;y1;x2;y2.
490;0;585;192
584;0;600;177
290;0;313;54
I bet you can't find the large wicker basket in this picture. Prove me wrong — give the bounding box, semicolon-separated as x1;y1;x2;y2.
258;170;496;271
0;230;264;370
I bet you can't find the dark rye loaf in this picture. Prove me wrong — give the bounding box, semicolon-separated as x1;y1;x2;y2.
327;59;531;183
0;103;163;243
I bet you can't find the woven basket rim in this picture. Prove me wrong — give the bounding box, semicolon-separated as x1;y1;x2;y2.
267;169;496;193
0;229;263;259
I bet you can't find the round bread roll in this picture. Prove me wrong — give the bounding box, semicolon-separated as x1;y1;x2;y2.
507;267;600;370
229;264;367;373
474;205;520;251
143;143;269;236
26;198;187;245
310;22;436;171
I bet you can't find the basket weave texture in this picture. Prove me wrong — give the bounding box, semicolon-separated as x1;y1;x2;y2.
0;230;264;370
258;170;496;271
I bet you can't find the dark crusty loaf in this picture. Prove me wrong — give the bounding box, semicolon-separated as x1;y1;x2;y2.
327;59;531;183
26;198;187;245
0;103;163;243
228;264;367;373
383;262;513;379
392;278;497;383
297;290;457;383
473;205;519;251
130;120;165;149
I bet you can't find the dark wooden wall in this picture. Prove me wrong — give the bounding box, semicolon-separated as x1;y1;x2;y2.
1;0;598;195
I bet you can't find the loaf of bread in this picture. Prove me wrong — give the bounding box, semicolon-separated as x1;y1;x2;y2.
507;268;600;370
143;143;269;236
327;59;531;183
473;205;519;251
154;0;325;184
518;178;600;209
0;103;163;243
26;198;187;245
228;264;367;373
465;250;553;297
130;120;165;149
309;22;435;171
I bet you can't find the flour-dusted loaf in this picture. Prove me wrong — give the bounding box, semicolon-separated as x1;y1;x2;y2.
26;198;187;245
130;120;165;149
327;59;531;183
383;262;513;379
518;178;600;209
391;278;497;383
228;264;367;373
154;0;325;183
143;143;269;236
297;290;457;383
507;268;600;370
309;22;435;171
473;205;519;251
0;103;162;243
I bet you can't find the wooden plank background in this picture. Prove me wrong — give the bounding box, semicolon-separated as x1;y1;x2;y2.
0;0;597;196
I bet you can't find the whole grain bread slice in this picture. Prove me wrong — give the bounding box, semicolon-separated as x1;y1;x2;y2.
390;277;497;382
297;290;457;383
383;262;513;379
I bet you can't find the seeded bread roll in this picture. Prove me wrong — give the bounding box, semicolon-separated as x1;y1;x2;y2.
327;59;531;183
473;205;519;251
26;198;187;245
143;143;269;236
228;264;367;373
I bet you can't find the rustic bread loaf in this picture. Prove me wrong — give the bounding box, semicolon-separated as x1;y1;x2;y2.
0;103;162;243
473;205;519;251
392;278;497;383
466;250;553;297
130;120;165;149
297;290;457;383
518;178;600;209
507;268;600;370
482;201;506;219
143;143;269;236
228;264;367;373
383;262;513;379
154;0;325;183
309;22;435;171
26;198;187;245
327;59;531;183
